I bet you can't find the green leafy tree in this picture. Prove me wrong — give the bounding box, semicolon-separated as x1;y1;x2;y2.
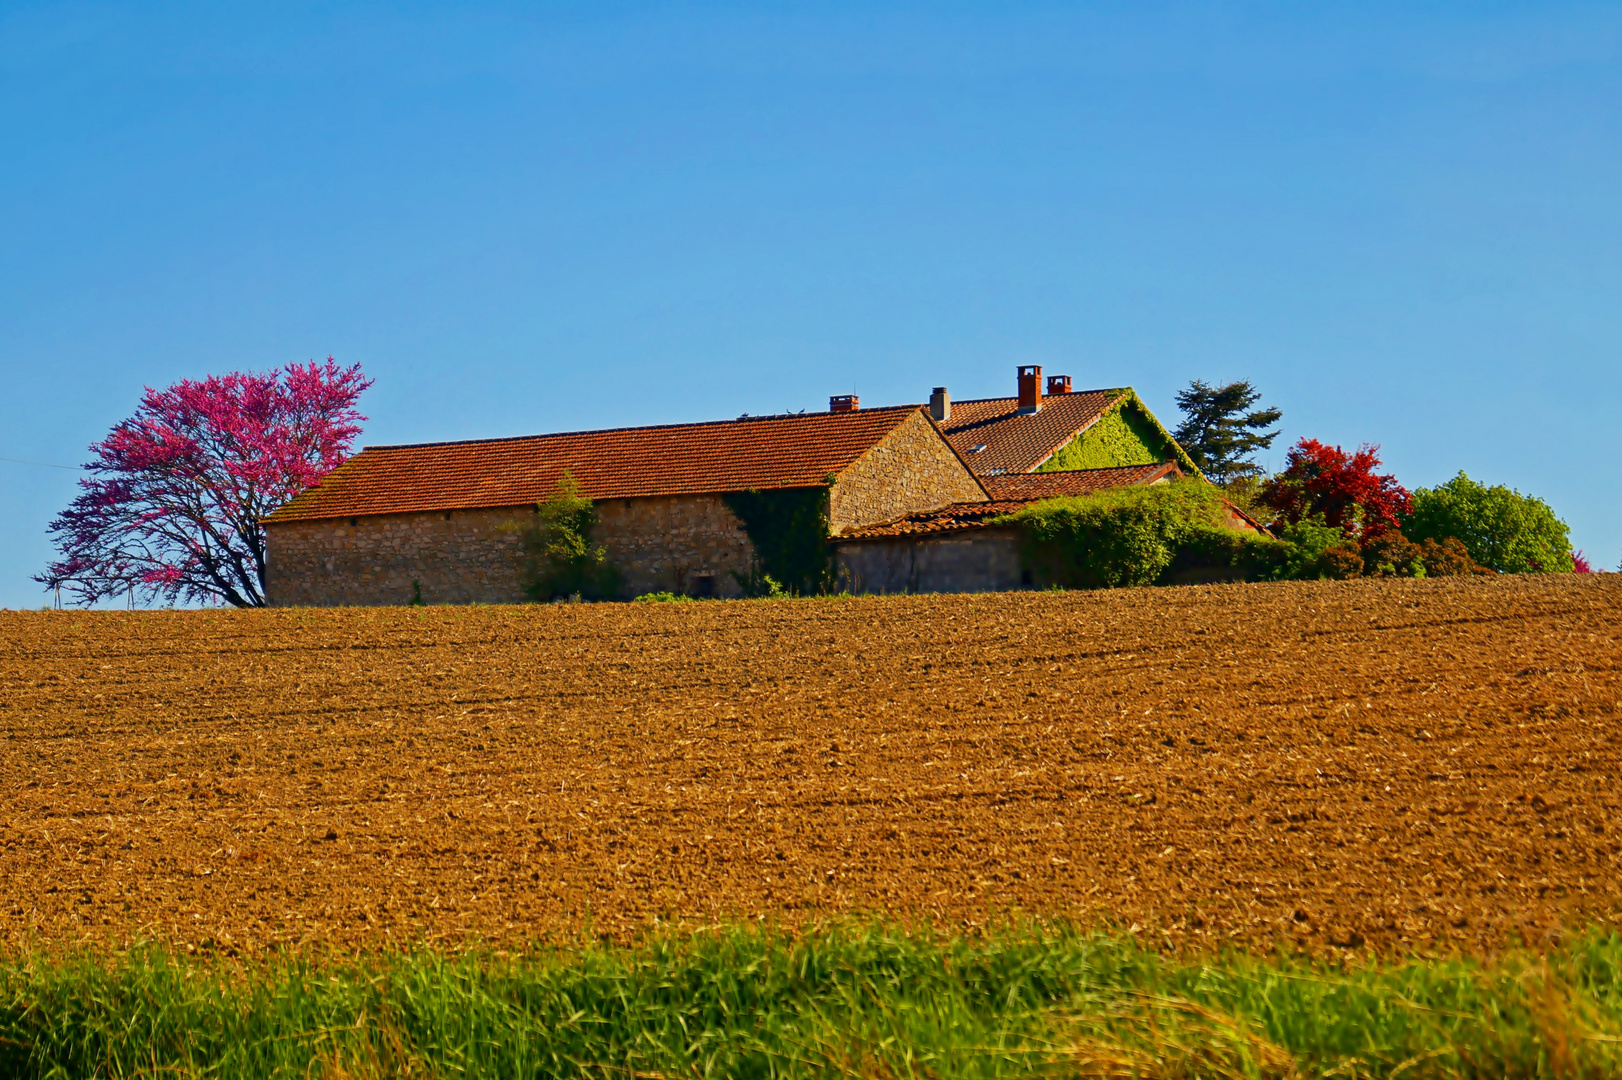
1404;472;1573;574
514;472;621;600
1172;380;1283;484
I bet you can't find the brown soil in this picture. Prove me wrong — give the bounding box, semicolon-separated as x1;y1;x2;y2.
2;575;1619;955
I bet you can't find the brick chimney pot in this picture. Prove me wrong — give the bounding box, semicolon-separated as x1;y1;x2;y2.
1017;365;1043;414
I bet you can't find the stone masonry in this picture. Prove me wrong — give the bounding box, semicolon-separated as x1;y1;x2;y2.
266;493;761;606
594;494;755;598
828;410;986;533
265;507;525;607
835;527;1024;595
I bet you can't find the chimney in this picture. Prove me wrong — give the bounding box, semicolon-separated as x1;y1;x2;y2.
829;394;859;413
928;386;951;422
1046;374;1072;396
1016;365;1042;414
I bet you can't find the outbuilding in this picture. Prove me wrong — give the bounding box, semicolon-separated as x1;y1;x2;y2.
832;462;1203;594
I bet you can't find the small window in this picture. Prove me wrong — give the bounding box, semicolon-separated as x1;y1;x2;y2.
969;444;988;454
691;573;717;599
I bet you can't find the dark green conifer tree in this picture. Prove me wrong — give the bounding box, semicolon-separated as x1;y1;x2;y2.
1171;379;1282;484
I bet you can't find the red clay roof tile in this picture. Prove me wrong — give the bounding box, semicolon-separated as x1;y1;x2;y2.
833;501;1031;539
981;461;1181;501
941;390;1125;475
265;406;926;523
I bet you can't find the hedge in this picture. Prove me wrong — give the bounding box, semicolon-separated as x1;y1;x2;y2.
999;482;1291;589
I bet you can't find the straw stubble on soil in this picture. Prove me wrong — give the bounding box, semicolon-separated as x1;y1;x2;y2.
2;575;1619;954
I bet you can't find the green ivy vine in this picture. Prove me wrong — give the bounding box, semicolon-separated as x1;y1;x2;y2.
720;486;835;596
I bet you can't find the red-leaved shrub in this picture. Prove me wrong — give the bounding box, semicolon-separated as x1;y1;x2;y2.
1262;438;1411;540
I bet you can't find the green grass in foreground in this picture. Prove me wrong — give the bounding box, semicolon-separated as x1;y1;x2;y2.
4;924;1622;1078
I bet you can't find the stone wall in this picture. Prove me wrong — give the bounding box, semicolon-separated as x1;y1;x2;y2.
835;527;1025;595
265;507;526;607
829;410;988;532
595;494;756;598
266;493;759;607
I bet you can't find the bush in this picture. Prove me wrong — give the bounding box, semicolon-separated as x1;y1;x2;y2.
1418;536;1491;577
1164;524;1293;583
1004;483;1509;591
511;472;622;601
1217;474;1270;520
1004;482;1289;589
1405;472;1573;573
1275;526;1491;582
1361;532;1425;578
1272;518;1353;580
1320;543;1365;580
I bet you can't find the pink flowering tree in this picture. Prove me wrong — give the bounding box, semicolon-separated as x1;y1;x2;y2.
37;359;372;608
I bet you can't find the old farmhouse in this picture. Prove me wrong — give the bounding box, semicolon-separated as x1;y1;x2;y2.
263;366;1250;605
264;403;987;606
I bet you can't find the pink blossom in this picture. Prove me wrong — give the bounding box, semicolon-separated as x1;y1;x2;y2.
38;358;371;607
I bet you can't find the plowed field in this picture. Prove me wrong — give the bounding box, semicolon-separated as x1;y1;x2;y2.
2;575;1619;955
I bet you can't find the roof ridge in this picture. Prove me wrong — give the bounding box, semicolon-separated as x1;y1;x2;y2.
361;404;926;453
948;388;1124;407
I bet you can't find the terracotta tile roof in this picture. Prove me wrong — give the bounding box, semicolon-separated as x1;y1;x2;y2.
833;501;1031;539
980;461;1181;501
941;389;1126;475
836;462;1181;540
265;406;927;523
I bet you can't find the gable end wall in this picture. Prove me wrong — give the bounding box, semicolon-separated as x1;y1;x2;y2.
1037;401;1166;472
829;410;988;533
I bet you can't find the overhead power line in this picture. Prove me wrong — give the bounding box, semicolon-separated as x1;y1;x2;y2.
0;455;80;470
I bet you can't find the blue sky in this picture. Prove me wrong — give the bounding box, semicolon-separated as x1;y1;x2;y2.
3;1;1619;606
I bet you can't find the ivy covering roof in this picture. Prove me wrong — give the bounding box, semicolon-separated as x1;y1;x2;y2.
942;389;1202;478
981;461;1182;500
